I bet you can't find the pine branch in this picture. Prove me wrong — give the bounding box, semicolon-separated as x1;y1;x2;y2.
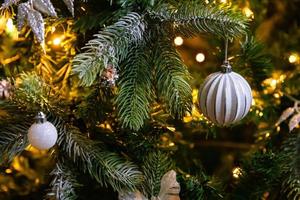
12;72;62;112
178;174;223;200
72;12;146;86
154;39;192;118
237;36;272;88
281;132;300;199
52;117;143;192
141;151;173;197
45;160;81;200
115;45;152;131
231;151;281;199
0;118;30;165
151;2;248;38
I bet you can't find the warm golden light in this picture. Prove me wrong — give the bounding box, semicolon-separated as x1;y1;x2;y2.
51;26;56;33
6;18;14;32
220;0;227;3
288;54;298;63
243;7;254;19
53;37;62;46
196;53;205;63
232;167;242;178
169;142;175;147
174;36;183;46
273;93;280;98
270;79;277;89
265;132;270;138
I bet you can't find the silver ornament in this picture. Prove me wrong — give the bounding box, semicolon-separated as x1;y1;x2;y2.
33;0;57;17
62;0;74;16
198;62;252;125
1;0;20;9
28;112;58;150
27;7;45;45
17;2;29;31
17;2;45;46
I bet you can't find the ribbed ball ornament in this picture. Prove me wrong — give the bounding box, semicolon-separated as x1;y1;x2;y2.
198;62;252;125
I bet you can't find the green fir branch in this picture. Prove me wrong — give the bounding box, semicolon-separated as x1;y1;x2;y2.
141;151;173;197
0;119;30;165
154;39;192;118
237;36;272;88
45;160;81;200
72;12;146;86
115;45;153;131
178;173;223;200
281;132;300;199
52;117;143;192
151;2;248;38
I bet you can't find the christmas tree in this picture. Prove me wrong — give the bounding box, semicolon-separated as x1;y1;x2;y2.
0;0;299;199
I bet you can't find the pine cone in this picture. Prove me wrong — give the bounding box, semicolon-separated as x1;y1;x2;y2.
102;65;119;86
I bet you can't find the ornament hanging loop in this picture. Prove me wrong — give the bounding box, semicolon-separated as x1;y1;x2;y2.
221;38;232;73
35;112;47;123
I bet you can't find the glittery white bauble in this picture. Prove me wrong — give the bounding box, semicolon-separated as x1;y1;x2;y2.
28;121;57;150
198;67;252;125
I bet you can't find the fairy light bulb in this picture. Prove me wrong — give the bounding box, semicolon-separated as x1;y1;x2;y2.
6;18;14;33
196;53;205;63
53;37;62;46
289;54;298;63
232;167;242;178
174;36;183;46
243;7;254;19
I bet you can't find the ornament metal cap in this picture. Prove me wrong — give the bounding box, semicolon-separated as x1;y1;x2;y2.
221;61;232;73
35;112;47;123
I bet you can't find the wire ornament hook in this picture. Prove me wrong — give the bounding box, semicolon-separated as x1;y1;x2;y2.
221;38;232;73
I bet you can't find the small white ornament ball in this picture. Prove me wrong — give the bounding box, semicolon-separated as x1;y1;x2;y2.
28;112;57;150
198;62;252;125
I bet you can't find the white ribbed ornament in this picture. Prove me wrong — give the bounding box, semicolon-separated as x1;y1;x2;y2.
28;112;57;150
198;62;252;125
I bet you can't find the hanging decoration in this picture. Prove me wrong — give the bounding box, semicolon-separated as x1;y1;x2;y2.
0;79;12;99
119;170;180;200
198;39;252;125
1;0;74;48
28;112;58;150
276;99;300;132
17;2;45;47
33;0;57;17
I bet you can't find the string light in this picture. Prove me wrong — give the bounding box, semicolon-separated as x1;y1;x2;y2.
288;53;298;63
51;35;66;46
174;36;183;46
196;53;205;63
6;18;14;33
273;93;280;98
53;37;62;46
5;18;18;39
265;132;270;138
232;167;242;178
169;142;175;147
243;7;254;19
